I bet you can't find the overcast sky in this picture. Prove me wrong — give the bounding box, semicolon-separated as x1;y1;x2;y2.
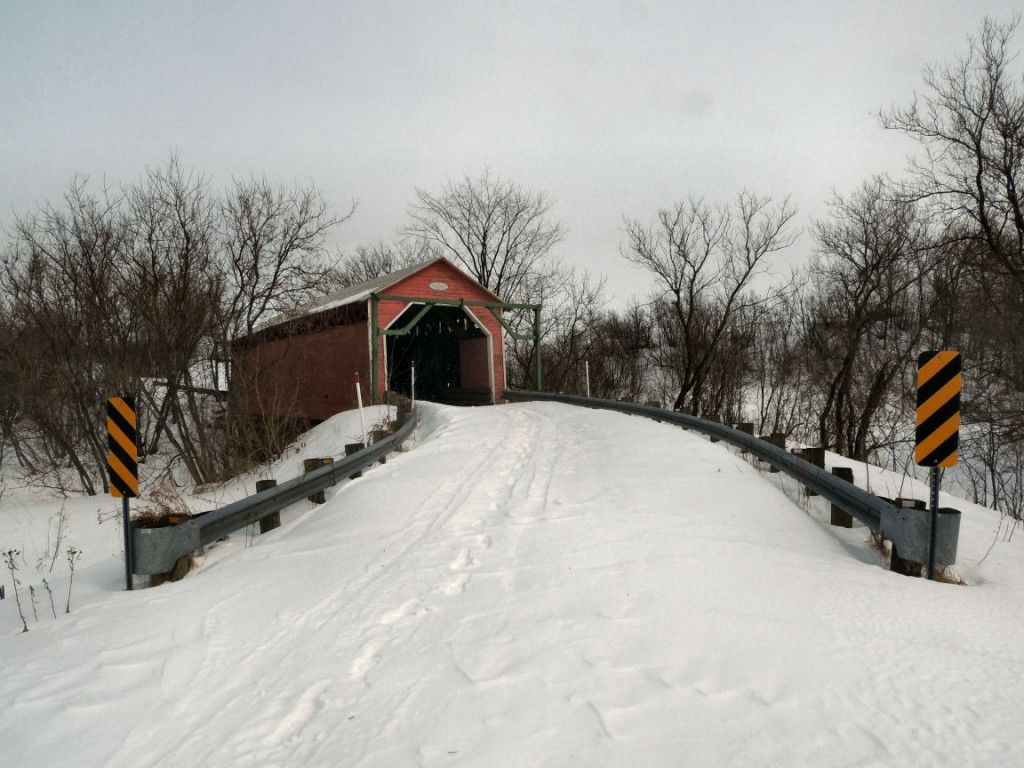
2;1;1021;305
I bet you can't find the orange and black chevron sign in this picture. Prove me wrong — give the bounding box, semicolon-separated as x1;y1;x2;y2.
107;396;139;498
915;351;961;468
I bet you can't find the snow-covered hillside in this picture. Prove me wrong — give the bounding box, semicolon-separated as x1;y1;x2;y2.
2;402;1022;766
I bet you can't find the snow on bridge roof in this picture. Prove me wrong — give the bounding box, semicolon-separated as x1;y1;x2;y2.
299;258;442;316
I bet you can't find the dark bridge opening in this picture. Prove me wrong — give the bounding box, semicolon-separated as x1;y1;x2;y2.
386;304;492;405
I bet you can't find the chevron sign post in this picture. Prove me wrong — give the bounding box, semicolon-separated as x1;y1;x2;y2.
915;351;961;580
107;396;139;590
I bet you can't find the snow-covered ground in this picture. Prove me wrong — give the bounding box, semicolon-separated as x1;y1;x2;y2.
1;401;1022;767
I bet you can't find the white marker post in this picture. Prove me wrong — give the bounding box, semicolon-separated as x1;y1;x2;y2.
354;372;368;447
585;359;591;398
411;360;416;411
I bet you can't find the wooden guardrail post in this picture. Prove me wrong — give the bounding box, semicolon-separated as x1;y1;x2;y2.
830;468;854;527
766;433;786;472
706;414;720;442
397;400;412;426
801;447;825;496
303;458;334;503
736;422;754;454
345;444;364;478
371;429;388;463
255;479;280;532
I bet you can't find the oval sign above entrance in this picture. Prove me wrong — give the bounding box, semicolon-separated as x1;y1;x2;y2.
429;281;449;291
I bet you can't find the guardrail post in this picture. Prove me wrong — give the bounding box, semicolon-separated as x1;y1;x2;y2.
801;447;825;496
371;429;388;463
736;423;754;454
830;468;854;527
934;507;962;570
766;433;786;472
255;479;281;532
303;458;334;503
345;444;364;478
706;414;721;442
890;498;927;576
397;400;412;426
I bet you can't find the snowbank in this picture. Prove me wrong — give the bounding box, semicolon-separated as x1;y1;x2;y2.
1;402;1022;766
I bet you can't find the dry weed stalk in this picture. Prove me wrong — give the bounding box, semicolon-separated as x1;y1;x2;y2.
3;549;29;632
65;546;81;614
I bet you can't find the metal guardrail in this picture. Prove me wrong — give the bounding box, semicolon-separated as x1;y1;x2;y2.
503;390;959;568
131;411;418;575
132;393;959;577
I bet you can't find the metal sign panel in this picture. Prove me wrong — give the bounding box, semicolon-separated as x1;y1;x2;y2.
915;351;961;468
107;396;139;498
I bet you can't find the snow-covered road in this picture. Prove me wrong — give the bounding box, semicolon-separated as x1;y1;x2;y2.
2;402;1023;766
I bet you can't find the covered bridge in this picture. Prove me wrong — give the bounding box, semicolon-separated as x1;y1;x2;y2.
231;257;540;424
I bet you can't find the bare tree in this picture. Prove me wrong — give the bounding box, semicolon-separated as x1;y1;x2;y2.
801;178;934;460
506;266;607;392
122;159;223;480
0;158;351;492
402;169;606;392
219;176;354;341
332;239;434;289
0;179;130;494
880;16;1024;487
622;191;797;414
403;169;563;302
881;17;1024;292
881;16;1024;400
585;303;656;402
747;288;807;438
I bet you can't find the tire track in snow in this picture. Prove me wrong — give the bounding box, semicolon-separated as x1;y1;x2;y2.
333;404;562;763
339;406;529;607
135;404;569;767
235;406;524;645
341;407;550;655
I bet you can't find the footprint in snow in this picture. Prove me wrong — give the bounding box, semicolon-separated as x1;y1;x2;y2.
450;548;476;571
